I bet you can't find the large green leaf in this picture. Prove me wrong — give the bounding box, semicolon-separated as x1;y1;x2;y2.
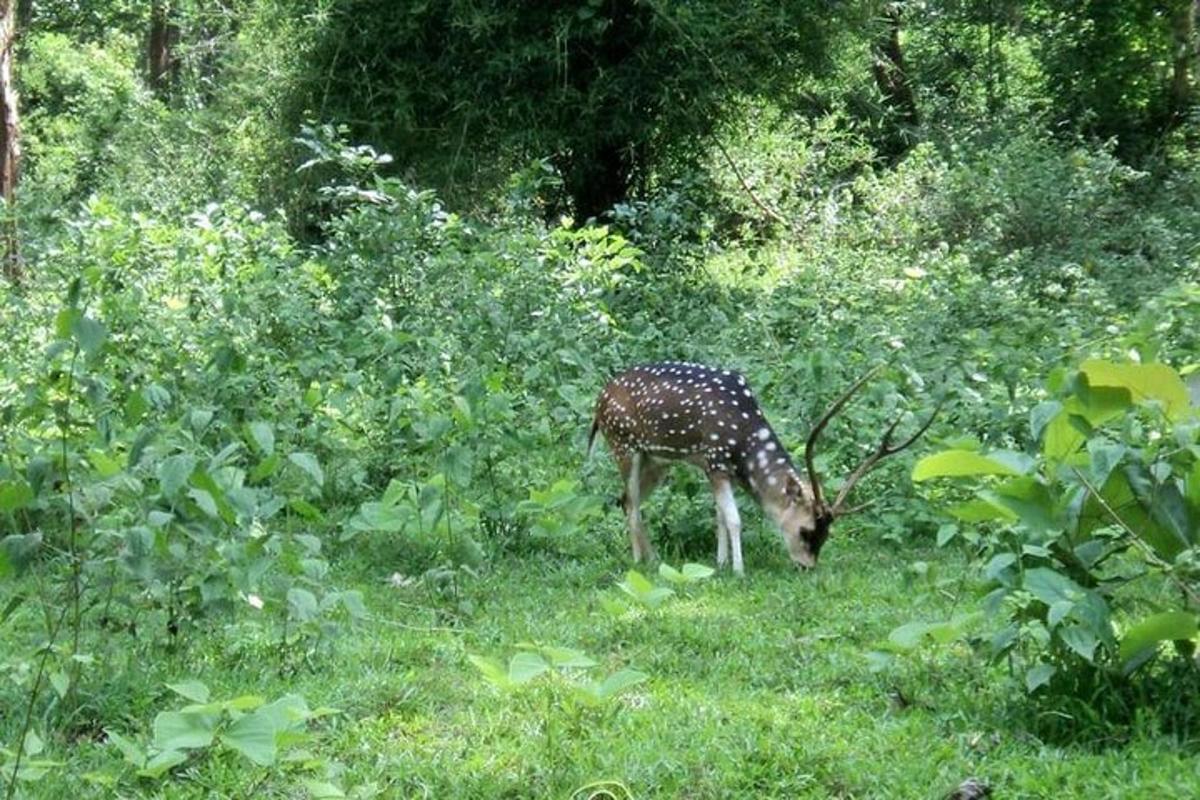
71;314;108;357
1023;567;1084;608
508;651;550;685
157;454;197;498
658;562;716;584
1080;360;1190;421
886;621;933;651
1059;624;1099;662
981;477;1058;534
304;780;348;799
221;708;278;766
1030;401;1062;443
104;729;146;768
911;449;1029;481
947;498;1017;523
539;646;597;668
1043;411;1086;461
984;553;1018;582
0;533;42;577
1120;611;1199;664
252;695;311;734
1084;441;1126;488
152;711;217;751
1076;468;1190;559
137;749;188;778
1124;464;1194;550
468;655;513;689
348;500;413;533
166;680;210;704
287;588;319;622
1072;384;1136;425
594;668;648;699
190;470;236;524
882;613;979;653
247;421;275;456
288;452;325;488
1025;662;1056;693
0;480;34;512
188;488;220;519
1187;460;1200;511
680;563;716;581
618;569;675;609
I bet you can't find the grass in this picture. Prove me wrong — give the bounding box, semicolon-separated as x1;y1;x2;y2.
6;509;1199;798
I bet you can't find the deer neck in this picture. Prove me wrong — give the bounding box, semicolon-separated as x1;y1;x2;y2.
742;433;812;520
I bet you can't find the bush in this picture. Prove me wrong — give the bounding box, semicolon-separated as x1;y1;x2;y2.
908;355;1200;698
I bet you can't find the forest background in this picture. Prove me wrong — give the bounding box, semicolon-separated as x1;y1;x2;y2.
2;1;1200;797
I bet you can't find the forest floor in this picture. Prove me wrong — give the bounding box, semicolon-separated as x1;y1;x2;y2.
12;517;1197;798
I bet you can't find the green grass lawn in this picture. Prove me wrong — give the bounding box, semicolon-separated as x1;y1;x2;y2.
9;520;1198;798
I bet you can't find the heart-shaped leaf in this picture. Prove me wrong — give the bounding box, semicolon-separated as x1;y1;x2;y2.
221;708;278;766
468;655;513;689
166;680;210;704
508;651;550;685
1120;611;1199;664
288;452;325;488
152;710;216;751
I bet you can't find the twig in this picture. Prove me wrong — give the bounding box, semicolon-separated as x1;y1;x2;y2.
362;614;465;635
59;343;84;703
641;0;793;230
711;137;790;228
5;603;70;799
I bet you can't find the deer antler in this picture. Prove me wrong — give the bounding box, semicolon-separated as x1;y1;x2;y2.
804;365;884;510
829;400;943;516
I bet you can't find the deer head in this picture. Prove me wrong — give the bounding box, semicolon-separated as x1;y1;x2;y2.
789;365;942;567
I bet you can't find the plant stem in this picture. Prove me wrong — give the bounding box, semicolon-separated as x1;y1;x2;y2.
1072;468;1200;607
5;602;70;800
59;343;84;705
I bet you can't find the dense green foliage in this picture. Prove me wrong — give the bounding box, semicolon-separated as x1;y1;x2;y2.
3;0;1200;796
901;357;1200;735
293;0;850;219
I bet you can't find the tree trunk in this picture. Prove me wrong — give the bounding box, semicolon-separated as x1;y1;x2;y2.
1171;0;1199;125
565;140;633;224
148;1;180;97
872;2;919;158
0;0;20;283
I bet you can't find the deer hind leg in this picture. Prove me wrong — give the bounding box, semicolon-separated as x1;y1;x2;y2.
620;453;663;563
710;473;743;575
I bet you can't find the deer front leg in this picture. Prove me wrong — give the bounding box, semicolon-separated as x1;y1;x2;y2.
710;473;743;575
715;503;729;568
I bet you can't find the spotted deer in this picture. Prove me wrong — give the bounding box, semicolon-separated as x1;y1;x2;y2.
587;362;938;574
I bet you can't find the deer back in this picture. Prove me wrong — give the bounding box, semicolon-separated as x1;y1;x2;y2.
592;362;796;483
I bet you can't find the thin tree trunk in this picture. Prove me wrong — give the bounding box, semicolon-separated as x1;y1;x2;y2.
1169;0;1197;122
148;1;180;97
872;2;919;157
985;0;996;113
0;0;20;284
566;139;633;223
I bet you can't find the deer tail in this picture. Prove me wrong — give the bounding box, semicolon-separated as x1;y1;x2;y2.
586;416;601;459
